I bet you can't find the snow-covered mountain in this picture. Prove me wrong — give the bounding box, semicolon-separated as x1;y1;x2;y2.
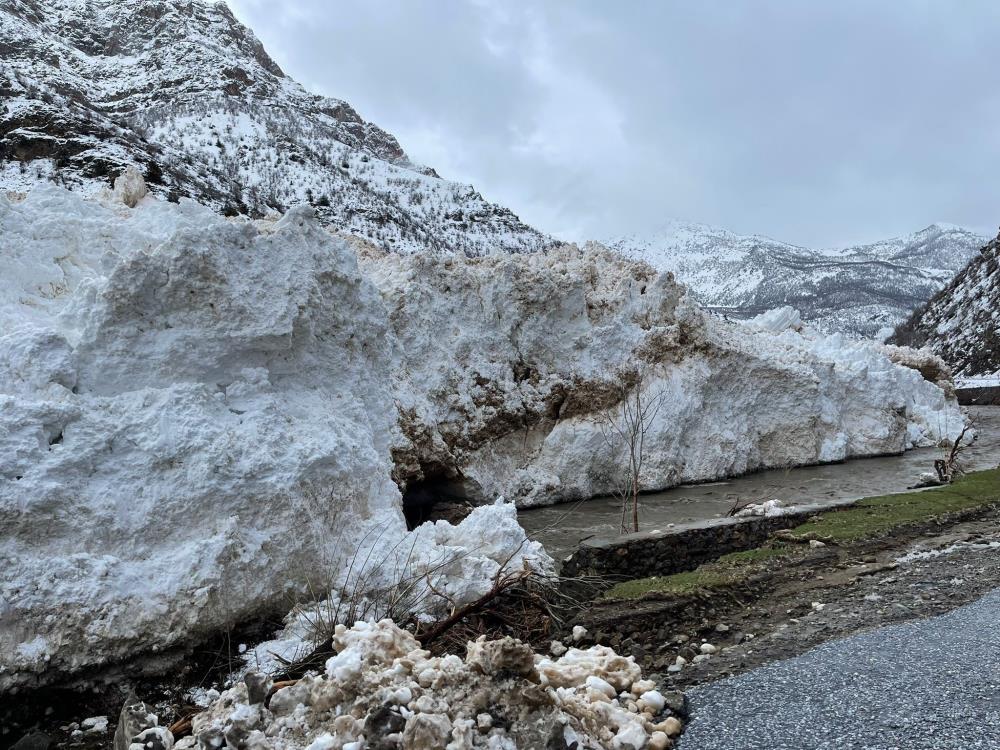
891;232;1000;377
0;0;549;255
608;221;987;337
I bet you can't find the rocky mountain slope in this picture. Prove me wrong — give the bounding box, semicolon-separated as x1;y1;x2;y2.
608;222;986;337
0;0;548;255
891;232;1000;377
0;184;963;689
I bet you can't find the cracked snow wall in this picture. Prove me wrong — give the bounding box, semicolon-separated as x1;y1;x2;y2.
0;186;964;691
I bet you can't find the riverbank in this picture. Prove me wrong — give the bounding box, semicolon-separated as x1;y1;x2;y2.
520;405;1000;561
570;469;1000;702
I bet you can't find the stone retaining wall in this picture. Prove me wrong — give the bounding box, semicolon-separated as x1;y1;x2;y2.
561;500;854;579
957;386;1000;406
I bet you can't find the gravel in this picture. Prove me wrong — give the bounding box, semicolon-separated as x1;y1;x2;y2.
680;587;1000;749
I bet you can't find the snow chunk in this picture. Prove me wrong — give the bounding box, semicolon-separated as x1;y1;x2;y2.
734;499;786;518
193;620;662;749
745;306;803;333
112;165;147;208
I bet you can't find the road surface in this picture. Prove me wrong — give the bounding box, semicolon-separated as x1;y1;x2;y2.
679;587;1000;749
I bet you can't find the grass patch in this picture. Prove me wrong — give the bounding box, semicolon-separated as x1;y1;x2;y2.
604;570;737;600
604;545;793;600
602;469;1000;601
716;546;793;566
785;468;1000;543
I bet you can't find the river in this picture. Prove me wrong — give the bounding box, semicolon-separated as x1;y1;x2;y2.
518;405;1000;560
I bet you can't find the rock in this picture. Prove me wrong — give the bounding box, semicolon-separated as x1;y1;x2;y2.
659;690;689;719
679;646;699;661
699;643;718;655
244;672;272;705
364;704;407;750
129;727;174;750
114;696;158;750
693;654;711;664
661;716;684;737
667;665;682;673
648;730;672;750
402;713;452;749
82;716;108;733
810;539;827;548
715;623;730;632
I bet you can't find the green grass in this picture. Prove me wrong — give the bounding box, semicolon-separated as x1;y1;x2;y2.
784;468;1000;542
604;570;737;600
716;546;794;566
604;545;794;600
602;469;1000;601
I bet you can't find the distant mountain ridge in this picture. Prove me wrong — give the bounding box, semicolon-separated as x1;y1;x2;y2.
0;0;550;255
607;221;987;337
891;231;1000;377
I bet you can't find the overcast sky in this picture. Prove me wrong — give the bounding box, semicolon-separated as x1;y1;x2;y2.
228;1;1000;247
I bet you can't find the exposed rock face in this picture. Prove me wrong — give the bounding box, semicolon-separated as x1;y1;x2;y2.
0;188;963;690
891;232;1000;378
0;0;548;255
608;221;987;337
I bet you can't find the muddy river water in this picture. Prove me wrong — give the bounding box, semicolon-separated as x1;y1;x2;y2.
518;405;1000;560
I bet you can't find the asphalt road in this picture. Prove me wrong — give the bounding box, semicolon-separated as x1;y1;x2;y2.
679;587;1000;749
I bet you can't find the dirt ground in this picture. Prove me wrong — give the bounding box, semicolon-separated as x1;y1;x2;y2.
579;510;1000;693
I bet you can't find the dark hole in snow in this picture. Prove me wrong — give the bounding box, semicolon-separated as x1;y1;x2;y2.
48;429;63;448
402;477;473;530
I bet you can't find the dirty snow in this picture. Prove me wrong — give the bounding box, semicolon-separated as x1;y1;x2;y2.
181;619;678;750
0;185;965;688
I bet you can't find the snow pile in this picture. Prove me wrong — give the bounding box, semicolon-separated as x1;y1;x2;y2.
734;499;786;518
180;619;680;750
0;185;964;689
881;344;954;391
369;240;965;506
745;306;803;333
0;185;548;691
242;502;552;675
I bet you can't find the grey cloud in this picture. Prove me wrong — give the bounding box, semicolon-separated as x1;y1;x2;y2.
228;0;1000;246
